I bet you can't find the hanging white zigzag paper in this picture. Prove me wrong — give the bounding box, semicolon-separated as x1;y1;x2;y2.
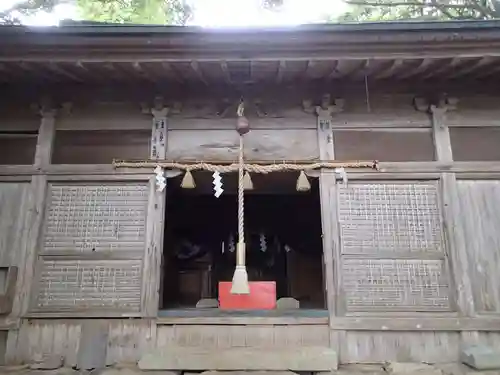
228;233;235;253
259;233;267;252
154;166;166;192
212;171;223;198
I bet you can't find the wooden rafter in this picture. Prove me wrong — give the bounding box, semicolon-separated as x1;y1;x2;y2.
190;61;208;85
160;62;183;83
443;57;497;79
420;57;464;80
397;58;436;80
130;62;155;83
275;60;286;84
220;61;232;84
46;63;83;82
372;59;404;80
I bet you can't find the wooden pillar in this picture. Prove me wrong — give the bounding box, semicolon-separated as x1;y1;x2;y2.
6;99;58;363
16;98;57;317
141;97;169;317
428;97;475;317
313;94;344;355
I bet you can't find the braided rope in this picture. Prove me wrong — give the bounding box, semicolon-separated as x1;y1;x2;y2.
238;136;245;248
113;160;378;172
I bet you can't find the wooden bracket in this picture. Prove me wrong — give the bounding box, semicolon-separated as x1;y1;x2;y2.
140;96;182;116
302;94;344;117
30;96;68;117
414;96;458;113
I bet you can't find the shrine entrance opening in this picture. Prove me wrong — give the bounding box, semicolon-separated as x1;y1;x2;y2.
159;170;325;315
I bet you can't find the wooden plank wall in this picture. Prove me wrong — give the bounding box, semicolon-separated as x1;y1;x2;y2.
8;320;329;366
318;92;500;363
2;91;500;365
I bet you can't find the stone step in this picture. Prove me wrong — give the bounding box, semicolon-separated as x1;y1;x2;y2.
138;346;338;372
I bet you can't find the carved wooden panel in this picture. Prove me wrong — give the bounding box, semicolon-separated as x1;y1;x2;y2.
342;258;451;312
42;183;149;254
338;183;444;254
33;259;142;312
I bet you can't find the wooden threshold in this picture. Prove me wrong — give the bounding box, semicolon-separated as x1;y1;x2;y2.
156;308;329;325
156;316;328;325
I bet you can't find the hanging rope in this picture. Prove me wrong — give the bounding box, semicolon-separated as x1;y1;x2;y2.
238;136;245;249
113;159;379;172
231;101;250;294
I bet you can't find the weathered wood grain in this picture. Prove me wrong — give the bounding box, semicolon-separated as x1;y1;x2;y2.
166;129;319;161
0;183;29;267
340;331;460;363
450;127;500;161
456;180;500;313
52;130;150;164
141;177;166;317
0;105;39;132
56;102;151;130
431;105;474;316
8;320;328;365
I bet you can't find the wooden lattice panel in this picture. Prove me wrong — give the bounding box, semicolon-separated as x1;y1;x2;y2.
34;259;142;311
338;183;444;254
342;258;451;312
43;184;149;253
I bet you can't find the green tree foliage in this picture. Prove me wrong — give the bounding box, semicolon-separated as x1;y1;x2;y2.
337;0;500;22
0;0;58;23
264;0;500;22
0;0;192;25
77;0;192;25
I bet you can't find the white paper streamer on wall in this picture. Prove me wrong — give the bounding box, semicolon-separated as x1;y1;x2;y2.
335;167;348;185
154;166;166;192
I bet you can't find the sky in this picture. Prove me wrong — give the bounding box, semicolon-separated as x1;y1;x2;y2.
0;0;345;27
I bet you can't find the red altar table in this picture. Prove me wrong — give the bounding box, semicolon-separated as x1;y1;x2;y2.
218;281;276;310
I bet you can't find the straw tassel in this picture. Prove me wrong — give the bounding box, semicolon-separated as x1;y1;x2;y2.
181;170;196;189
296;170;311;192
243;171;253;190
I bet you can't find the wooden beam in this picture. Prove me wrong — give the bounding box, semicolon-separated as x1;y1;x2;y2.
316;97;343;356
34;98;56;169
156;316;328;325
430;102;475;317
141;100;168;317
3;161;500;178
329;316;500;331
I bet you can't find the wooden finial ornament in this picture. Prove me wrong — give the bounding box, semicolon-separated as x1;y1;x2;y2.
181;170;196;189
236;101;250;135
296;171;311;192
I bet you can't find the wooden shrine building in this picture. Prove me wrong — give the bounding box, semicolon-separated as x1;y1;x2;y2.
0;20;500;369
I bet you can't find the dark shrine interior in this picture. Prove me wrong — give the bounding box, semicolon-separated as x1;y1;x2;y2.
160;171;325;312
